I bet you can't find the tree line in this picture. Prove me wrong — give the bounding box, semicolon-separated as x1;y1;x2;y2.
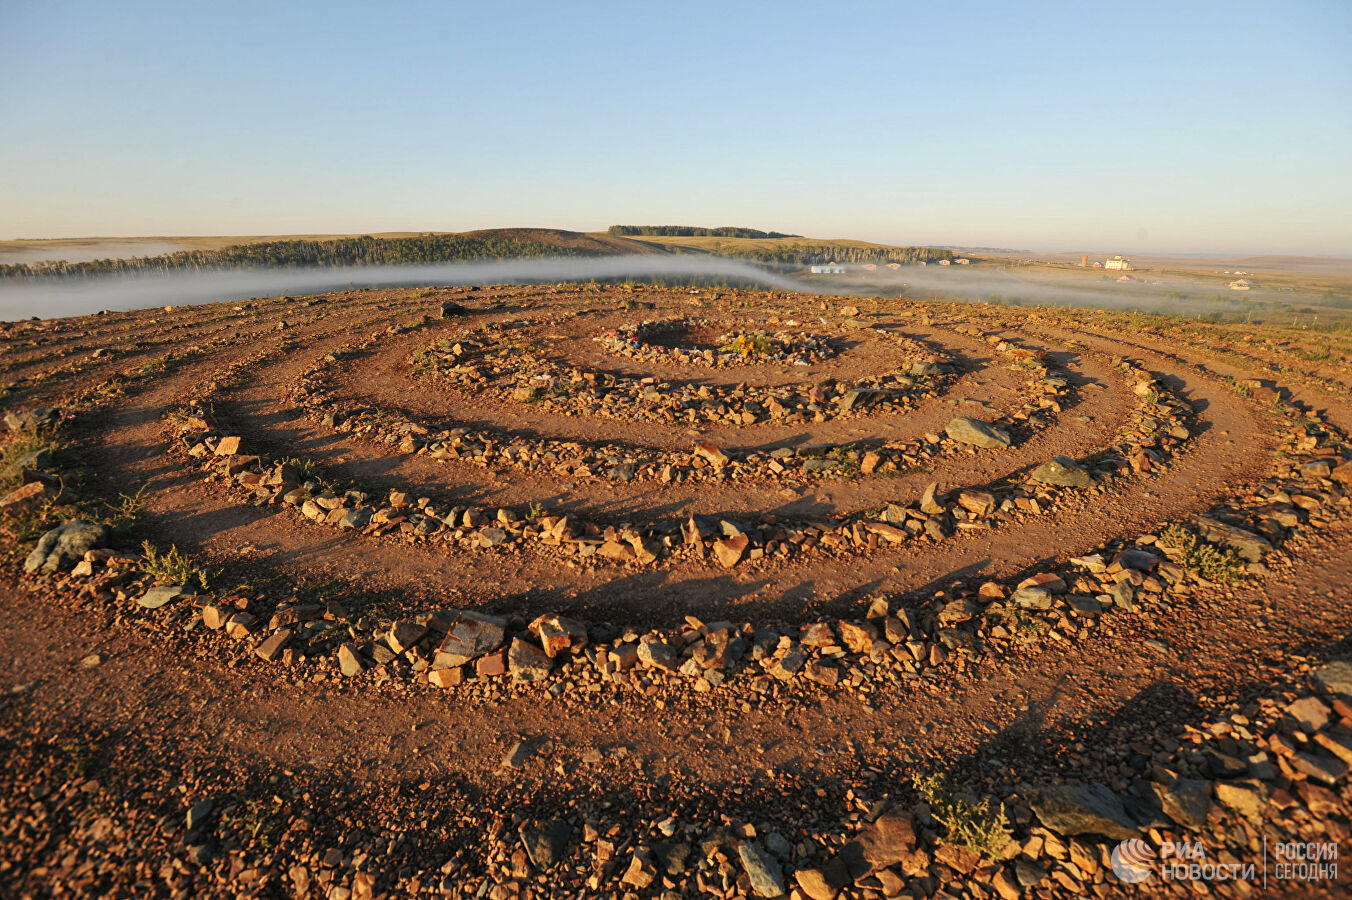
607;225;799;239
1;233;955;282
710;243;954;265
0;235;608;281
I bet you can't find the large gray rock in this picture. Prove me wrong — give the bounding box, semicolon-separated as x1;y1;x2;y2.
508;638;552;682
4;407;57;433
337;508;372;530
437;611;507;666
24;521;107;575
839;810;917;878
1312;660;1352;701
737;842;786;897
840;388;882;413
519;819;571;869
1193;516;1271;562
946;417;1011;449
1031;456;1093;488
0;448;53;483
1151;779;1212;830
137;585;194;609
1029;783;1141;840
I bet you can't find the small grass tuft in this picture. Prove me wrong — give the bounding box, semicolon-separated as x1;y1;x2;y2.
100;486;147;538
1;426;61;487
221;796;285;850
59;739;103;781
718;333;775;357
913;773;1014;858
1158;524;1246;584
140;540;214;590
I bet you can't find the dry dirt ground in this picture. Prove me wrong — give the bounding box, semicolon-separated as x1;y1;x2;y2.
0;284;1350;900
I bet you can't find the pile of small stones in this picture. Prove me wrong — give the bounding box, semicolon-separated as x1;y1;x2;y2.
597;317;836;367
153;332;1205;589
136;388;1347;709
295;321;1080;488
416;323;948;426
174;391;1187;579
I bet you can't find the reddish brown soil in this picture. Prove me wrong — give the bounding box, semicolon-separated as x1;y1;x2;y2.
1;286;1348;899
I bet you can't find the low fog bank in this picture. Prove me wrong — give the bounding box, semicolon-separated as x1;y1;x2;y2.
849;266;1263;318
0;253;1273;322
0;256;816;320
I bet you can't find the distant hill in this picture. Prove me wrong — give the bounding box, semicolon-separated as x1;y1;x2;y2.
0;229;659;281
0;226;953;280
613;232;953;265
607;225;799;239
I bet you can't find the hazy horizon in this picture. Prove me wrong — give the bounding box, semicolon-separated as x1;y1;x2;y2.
4;229;1351;265
3;1;1350;256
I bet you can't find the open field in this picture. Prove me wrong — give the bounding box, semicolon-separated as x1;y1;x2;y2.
1;283;1351;899
608;234;914;255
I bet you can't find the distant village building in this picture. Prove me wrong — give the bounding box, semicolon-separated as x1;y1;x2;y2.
1105;256;1131;270
953;258;971;265
810;263;845;275
938;259;951;266
886;262;902;270
1116;274;1136;283
1230;279;1251;291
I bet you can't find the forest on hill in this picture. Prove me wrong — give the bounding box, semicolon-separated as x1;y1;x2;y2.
711;243;954;265
0;228;955;281
0;233;613;281
607;225;798;239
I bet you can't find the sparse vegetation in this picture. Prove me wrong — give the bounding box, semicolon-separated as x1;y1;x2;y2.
0;426;61;487
276;456;326;485
221;796;285;850
140;540;214;590
1158;524;1246;583
913;773;1014;858
718;333;775;358
101;486;147;538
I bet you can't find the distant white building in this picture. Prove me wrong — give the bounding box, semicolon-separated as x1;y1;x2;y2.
1230;279;1251;291
938;259;951;266
1105;256;1131;270
953;258;970;265
810;263;845;274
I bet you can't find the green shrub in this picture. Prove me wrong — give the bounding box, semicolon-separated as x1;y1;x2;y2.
913;773;1013;857
141;540;213;590
1158;524;1245;583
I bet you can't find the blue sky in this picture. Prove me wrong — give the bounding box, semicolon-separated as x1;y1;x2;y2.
2;1;1349;255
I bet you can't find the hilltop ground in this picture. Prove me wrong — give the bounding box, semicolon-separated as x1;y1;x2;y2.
1;282;1350;899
